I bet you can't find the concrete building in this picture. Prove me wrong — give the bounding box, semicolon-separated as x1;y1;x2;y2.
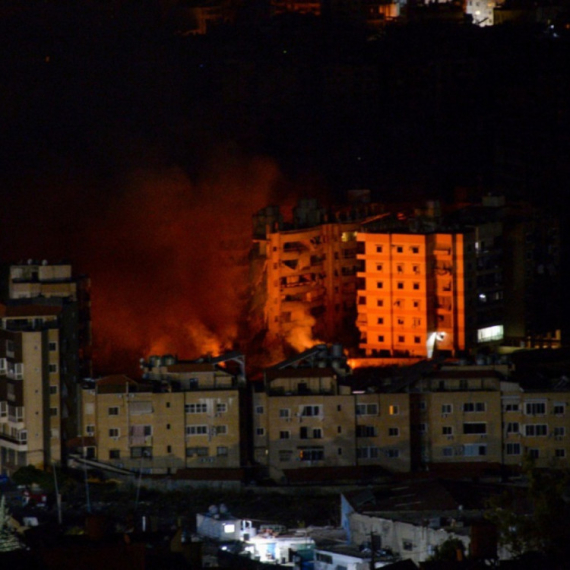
356;219;477;358
252;198;383;351
77;353;245;475
252;345;411;482
0;304;64;475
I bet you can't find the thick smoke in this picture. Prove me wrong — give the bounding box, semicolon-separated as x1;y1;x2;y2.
2;149;303;374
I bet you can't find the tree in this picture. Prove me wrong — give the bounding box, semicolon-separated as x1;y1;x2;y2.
485;457;570;565
0;496;22;552
427;537;467;562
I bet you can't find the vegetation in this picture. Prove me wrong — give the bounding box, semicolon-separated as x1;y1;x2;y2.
485;457;570;564
0;496;22;552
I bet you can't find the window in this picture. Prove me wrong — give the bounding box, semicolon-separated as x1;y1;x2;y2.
214;425;228;435
525;424;547;436
506;422;519;434
356;425;377;437
256;428;265;436
396;264;404;273
397;282;404;290
388;427;399;437
442;404;453;414
312;428;323;439
554;427;565;437
411;247;419;254
555;449;566;458
186;447;209;457
528;449;539;459
525;402;546;415
442;426;453;435
255;406;264;414
49;385;58;395
414;336;421;344
396;246;403;253
186;425;208;436
506;443;521;456
217;446;228;456
376;263;383;271
377;281;383;289
378;335;384;342
86;424;95;435
49;342;57;351
108;407;119;416
357;446;379;459
464;444;487;456
299;447;324;461
413;300;420;309
463;402;486;412
300;405;322;417
279;408;290;418
553;403;565;415
377;317;384;324
185;403;207;414
109;428;120;438
442;447;454;457
356;403;378;416
279;450;293;462
50;407;58;417
48;364;58;374
398;335;405;343
504;402;519;412
280;431;290;439
131;447;152;459
377;299;384;307
419;423;427;434
109;450;120;459
385;449;400;458
376;245;383;253
216;403;227;413
413;283;420;290
463;423;487;434
389;405;399;415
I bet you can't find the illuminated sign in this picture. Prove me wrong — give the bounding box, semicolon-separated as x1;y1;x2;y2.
477;325;504;343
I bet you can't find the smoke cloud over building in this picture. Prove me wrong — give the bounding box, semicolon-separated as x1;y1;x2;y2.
2;150;302;374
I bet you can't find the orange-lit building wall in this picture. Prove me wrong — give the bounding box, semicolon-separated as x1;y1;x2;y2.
262;222;359;349
356;231;476;358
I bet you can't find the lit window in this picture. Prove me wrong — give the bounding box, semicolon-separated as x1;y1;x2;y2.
389;405;399;415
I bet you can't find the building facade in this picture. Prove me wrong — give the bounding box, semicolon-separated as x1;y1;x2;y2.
78;354;245;474
0;305;64;475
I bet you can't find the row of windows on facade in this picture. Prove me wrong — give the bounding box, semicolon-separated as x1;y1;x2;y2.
254;426;402;438
439;401;565;415
87;424;229;437
254;404;400;416
274;447;401;462
0;360;58;378
358;297;424;309
440;443;567;459
371;245;423;255
106;445;230;460
437;423;566;437
105;403;228;416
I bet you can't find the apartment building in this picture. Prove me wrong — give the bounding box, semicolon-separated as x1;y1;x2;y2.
5;260;92;378
356;223;477;358
0;304;63;475
78;353;245;474
252;345;411;481
252;198;384;350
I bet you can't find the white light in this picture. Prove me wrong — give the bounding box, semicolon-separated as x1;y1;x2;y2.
477;325;504;343
224;524;236;533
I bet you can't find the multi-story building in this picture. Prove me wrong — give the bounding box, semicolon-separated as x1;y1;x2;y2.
252;199;381;351
252;345;411;481
77;353;246;474
1;260;92;457
0;304;64;475
356;219;478;358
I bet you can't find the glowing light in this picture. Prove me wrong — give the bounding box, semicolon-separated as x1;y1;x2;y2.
477;325;504;342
